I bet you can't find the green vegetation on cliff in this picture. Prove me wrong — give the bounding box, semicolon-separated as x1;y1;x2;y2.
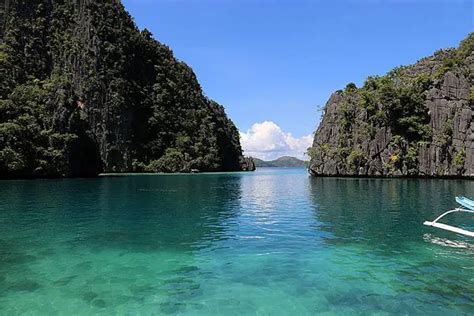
309;33;473;177
0;0;245;178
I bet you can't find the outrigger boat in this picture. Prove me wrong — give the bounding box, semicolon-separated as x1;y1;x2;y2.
423;196;474;237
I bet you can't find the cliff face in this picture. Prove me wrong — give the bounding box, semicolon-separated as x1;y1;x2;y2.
309;34;473;178
240;157;256;171
0;0;248;178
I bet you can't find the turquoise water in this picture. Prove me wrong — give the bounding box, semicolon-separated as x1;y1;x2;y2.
0;168;473;315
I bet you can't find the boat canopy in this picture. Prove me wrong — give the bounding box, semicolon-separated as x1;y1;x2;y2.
456;196;474;211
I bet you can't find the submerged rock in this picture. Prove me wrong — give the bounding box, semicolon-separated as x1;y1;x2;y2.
91;299;107;308
52;275;77;287
81;291;99;303
7;280;41;292
160;301;186;314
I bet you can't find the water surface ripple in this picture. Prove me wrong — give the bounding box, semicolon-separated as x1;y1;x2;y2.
0;169;473;314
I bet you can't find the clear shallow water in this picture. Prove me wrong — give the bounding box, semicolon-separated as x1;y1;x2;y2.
0;168;473;315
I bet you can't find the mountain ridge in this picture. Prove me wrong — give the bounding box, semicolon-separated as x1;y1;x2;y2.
254;156;307;168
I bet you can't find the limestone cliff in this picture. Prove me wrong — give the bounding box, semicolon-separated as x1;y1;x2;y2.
309;34;473;178
241;157;256;171
0;0;249;178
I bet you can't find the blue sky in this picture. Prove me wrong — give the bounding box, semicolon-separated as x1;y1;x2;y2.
123;0;472;159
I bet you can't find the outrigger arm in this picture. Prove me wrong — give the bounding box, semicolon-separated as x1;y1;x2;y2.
424;208;474;237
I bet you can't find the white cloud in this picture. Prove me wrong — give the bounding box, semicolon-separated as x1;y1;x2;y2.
239;121;313;161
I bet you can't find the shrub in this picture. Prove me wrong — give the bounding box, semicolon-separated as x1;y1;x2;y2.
414;73;433;90
457;32;474;59
0;147;26;173
306;146;321;161
358;90;378;116
405;145;419;173
345;82;357;92
434;120;453;148
453;147;466;170
347;149;367;170
148;148;187;173
433;56;462;78
0;44;8;63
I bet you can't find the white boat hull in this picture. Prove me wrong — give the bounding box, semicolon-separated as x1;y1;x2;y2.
423;208;474;237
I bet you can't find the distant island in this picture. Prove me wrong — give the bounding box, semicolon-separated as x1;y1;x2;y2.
254;156;307;168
